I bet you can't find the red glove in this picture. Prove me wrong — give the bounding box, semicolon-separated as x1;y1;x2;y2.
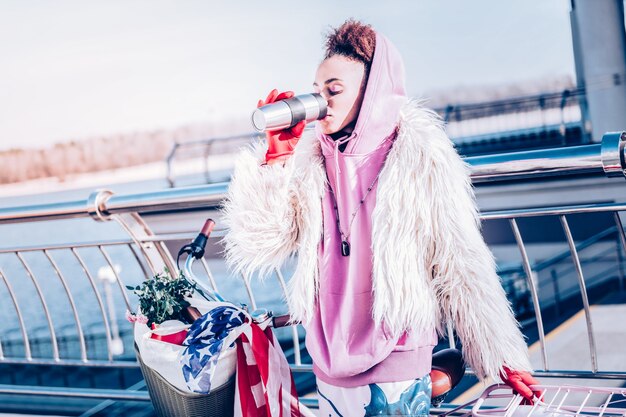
257;89;306;164
500;367;542;404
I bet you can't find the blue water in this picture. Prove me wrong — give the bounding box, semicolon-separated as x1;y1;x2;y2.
0;174;297;360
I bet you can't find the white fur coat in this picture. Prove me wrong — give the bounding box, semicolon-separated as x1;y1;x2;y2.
220;100;532;382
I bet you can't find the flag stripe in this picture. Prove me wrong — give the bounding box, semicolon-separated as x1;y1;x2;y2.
234;322;301;417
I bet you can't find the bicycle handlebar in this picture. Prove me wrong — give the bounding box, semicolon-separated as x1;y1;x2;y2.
177;218;215;267
177;218;225;303
271;314;295;328
200;218;215;238
180;219;298;328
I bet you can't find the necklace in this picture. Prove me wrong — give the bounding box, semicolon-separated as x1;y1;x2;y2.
329;171;382;256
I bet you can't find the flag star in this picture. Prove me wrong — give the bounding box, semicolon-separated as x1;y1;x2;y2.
196;344;217;359
180;351;193;368
187;373;204;393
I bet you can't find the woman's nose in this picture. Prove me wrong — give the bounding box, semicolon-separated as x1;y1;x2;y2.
318;90;333;103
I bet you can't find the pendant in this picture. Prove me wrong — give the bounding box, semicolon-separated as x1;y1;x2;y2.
341;240;350;257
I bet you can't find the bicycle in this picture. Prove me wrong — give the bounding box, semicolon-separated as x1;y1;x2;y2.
138;218;468;416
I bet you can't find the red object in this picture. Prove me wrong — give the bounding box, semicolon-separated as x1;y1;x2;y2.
430;369;452;398
500;366;542;404
200;218;215;237
271;314;292;329
258;89;306;164
149;324;189;346
235;322;301;416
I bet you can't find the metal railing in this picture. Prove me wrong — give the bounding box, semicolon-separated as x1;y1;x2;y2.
500;225;625;317
165;133;262;188
438;89;585;122
482;203;626;375
436;88;588;142
0;131;625;410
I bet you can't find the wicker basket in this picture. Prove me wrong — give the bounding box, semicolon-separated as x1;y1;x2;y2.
136;346;236;417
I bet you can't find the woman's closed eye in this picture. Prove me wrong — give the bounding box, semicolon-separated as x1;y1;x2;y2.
327;84;343;96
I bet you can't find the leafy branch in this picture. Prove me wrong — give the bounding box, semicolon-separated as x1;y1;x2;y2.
126;268;197;327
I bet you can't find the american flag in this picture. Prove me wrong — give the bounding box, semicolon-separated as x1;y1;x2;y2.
235;322;301;417
181;304;247;394
180;303;301;417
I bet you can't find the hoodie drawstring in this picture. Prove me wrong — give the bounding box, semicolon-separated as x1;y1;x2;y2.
332;134;354;205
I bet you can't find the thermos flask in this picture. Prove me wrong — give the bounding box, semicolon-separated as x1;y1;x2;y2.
251;93;327;132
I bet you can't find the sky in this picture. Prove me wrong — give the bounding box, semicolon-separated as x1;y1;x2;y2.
0;0;575;151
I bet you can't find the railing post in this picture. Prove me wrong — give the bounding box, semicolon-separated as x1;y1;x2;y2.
203;139;215;184
617;229;625;293
614;212;626;293
509;218;549;371
165;142;180;188
560;215;598;372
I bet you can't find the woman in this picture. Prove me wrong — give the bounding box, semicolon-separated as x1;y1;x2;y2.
222;20;538;416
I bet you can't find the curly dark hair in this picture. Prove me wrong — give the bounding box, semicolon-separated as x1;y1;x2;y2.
324;19;376;75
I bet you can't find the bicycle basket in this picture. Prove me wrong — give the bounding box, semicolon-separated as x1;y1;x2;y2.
135;345;235;417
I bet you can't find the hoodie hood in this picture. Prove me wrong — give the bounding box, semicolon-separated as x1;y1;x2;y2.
317;32;407;155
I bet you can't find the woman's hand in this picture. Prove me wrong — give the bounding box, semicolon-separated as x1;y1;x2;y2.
500;367;542;404
258;89;306;165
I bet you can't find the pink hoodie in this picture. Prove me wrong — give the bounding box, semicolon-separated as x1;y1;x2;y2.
305;33;437;388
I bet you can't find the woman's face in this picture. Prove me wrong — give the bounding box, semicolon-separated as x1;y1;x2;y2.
313;55;366;135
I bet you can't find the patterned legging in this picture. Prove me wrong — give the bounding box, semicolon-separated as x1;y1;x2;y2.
316;374;432;416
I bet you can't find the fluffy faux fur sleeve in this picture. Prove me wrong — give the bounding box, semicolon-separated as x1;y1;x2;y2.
421;111;533;382
220;141;300;279
220;132;326;292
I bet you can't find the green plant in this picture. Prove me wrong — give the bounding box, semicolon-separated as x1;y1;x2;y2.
126;268;197;327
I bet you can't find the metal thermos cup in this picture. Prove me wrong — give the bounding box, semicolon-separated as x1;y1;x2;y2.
251;93;327;132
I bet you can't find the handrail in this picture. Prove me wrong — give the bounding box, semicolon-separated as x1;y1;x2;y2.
468;131;625;182
467;142;603;182
0;384;150;401
0;132;624;225
0;183;229;224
